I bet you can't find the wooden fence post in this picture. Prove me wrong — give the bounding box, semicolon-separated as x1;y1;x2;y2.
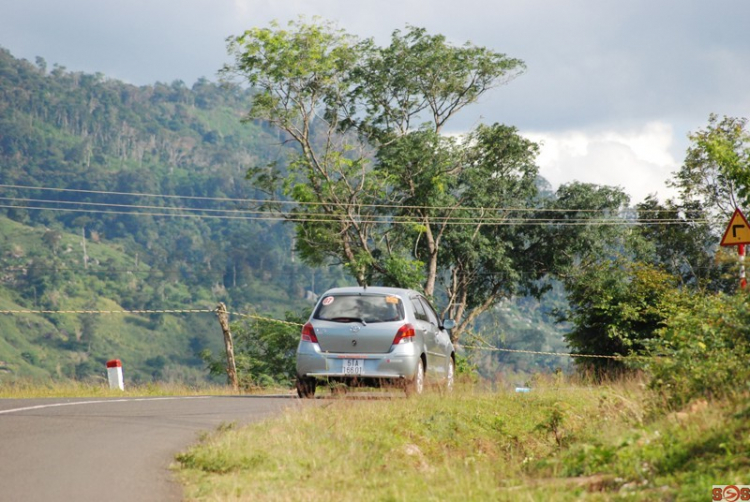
215;302;239;392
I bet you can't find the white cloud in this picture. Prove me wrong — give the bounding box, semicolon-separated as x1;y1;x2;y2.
524;122;680;205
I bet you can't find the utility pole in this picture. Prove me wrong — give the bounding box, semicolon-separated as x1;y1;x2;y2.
81;227;88;269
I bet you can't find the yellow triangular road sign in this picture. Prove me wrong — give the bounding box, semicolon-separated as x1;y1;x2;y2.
720;208;750;246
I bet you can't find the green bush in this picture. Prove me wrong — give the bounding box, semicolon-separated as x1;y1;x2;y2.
563;259;678;373
644;291;750;408
202;311;308;388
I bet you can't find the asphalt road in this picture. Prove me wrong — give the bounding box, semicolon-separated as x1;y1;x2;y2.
0;395;296;502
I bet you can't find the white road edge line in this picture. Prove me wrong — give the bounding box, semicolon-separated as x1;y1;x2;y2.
0;396;213;415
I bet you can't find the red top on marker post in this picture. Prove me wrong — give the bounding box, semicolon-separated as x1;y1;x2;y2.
106;359;122;368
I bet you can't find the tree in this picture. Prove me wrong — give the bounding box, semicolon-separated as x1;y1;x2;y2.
635;196;733;293
673;114;750;225
201;313;306;387
225;18;385;286
563;258;678;373
345;26;525;139
527;182;631;281
652;114;750;294
393;125;540;339
644;290;750;408
224;18;529;342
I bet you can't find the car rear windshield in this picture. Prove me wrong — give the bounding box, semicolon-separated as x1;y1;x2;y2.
314;294;405;323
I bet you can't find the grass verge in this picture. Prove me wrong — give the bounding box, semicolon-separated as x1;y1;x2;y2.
0;379;265;398
174;378;749;501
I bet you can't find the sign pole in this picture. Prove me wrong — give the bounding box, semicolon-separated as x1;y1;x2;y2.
740;244;747;290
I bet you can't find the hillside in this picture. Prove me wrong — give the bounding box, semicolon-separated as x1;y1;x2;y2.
0;47;352;382
0;214;236;382
0;46;569;384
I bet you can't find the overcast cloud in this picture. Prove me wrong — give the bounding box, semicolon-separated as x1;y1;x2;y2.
2;0;749;204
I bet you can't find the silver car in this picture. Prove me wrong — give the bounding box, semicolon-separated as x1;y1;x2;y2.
295;286;456;398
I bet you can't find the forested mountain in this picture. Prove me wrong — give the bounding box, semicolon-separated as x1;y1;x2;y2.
0;46;569;384
0;47;350;382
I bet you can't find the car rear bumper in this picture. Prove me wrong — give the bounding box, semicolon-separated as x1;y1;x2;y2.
296;341;421;380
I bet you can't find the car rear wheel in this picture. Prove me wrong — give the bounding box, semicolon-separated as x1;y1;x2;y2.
296;376;316;399
405;358;425;397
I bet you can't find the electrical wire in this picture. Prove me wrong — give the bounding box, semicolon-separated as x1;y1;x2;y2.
0;182;710;216
0;195;705;224
0;202;710;226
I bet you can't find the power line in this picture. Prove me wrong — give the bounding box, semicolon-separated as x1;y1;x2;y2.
0;195;707;224
0;202;710;226
0;183;711;216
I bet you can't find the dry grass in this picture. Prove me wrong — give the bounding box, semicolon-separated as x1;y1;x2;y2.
175;375;750;501
175;378;645;501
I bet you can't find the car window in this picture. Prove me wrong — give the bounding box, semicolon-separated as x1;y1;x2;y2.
419;297;440;326
410;297;428;321
314;294;404;323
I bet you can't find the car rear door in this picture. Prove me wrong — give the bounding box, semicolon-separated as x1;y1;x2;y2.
419;296;448;379
411;295;439;372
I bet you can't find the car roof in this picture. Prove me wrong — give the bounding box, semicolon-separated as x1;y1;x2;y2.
321;286;421;298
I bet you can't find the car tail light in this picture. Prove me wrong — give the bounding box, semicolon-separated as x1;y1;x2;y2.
392;323;416;344
301;322;318;343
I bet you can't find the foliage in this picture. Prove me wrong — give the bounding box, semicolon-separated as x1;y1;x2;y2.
202;312;308;388
379;124;543;339
0;45;345;314
643;291;750;408
529;181;631;280
673;114;750;223
635;196;733;292
225;18;581;342
563;257;679;373
0;46;345;382
0;216;223;382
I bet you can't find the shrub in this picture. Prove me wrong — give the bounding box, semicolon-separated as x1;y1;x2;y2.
563;259;678;373
643;291;750;408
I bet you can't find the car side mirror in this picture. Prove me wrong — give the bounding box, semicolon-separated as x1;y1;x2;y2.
441;319;455;330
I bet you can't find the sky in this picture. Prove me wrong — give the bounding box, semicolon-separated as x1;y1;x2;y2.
2;0;750;205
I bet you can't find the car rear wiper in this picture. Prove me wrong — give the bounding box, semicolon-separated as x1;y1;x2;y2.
330;317;367;326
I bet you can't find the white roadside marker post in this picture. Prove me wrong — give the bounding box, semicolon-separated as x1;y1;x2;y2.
106;359;124;391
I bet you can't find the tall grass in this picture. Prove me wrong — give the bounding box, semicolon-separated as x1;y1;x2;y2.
172;377;641;501
175;376;749;501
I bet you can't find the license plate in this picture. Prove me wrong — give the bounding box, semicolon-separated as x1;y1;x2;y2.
342;359;365;375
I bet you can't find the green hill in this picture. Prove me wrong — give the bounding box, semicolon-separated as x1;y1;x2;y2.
0;47;349;383
0;214;224;382
0;46;568;384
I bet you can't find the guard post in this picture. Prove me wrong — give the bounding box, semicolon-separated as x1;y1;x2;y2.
106;359;124;390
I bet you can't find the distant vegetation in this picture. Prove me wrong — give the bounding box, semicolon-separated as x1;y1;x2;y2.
0;44;579;385
2;21;750;394
0;47;346;383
